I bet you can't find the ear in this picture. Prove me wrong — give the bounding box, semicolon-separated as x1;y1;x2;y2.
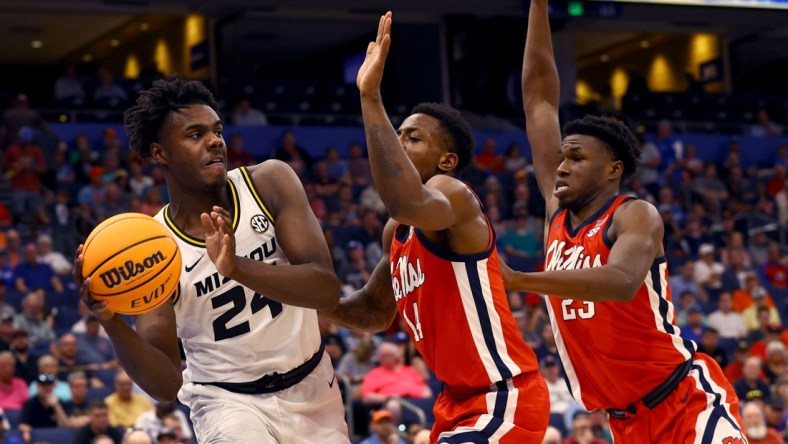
437;152;459;173
150;143;166;165
609;159;624;181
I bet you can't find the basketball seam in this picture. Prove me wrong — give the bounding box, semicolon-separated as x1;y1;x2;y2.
90;238;180;297
83;215;155;253
85;234;175;279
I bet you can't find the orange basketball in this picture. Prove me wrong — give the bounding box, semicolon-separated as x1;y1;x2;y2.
82;213;181;315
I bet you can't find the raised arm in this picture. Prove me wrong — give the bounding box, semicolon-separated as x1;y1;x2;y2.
356;12;476;231
523;0;562;214
319;219;398;332
202;160;341;311
503;200;663;302
73;246;182;401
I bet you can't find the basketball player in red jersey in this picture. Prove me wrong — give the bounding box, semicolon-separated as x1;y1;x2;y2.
320;12;549;443
499;1;747;442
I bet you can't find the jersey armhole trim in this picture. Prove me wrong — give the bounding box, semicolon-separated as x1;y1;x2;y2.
240;166;275;224
602;196;636;248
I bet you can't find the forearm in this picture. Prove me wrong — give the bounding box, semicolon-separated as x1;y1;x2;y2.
360;95;426;218
506;266;641;302
319;288;396;332
522;0;559;111
52;402;69;427
230;258;340;311
100;316;182;400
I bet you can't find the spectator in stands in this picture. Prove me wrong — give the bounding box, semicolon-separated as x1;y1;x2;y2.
73;400;124;444
750;232;772;267
472;138;504;174
94;436;116;444
78;166;108;206
360;409;406;444
3;230;22;271
776;176;788;228
500;202;541;257
669;261;703;302
93;70;129;107
95;183;127;222
74;314;116;371
0;314;14;350
127;161;153;199
2;126;46;229
330;184;360;226
361;342;431;405
274;130;313;173
30;355;71;402
161;413;190;443
693;164;728;216
0;250;13;290
654;120;683;176
134;400;192;443
13;293;56;349
336;334;377;399
751;109;783;137
743;285;781;332
123;429;153;444
13;244;64;296
562;411;606;444
542;426;562;444
313;161;341;201
226;134;255;169
338;240;373;291
0;94;39;148
534;323;560;366
53;333;102;387
724;340;750;383
735;272;777;312
231;99;268;126
706;292;746;339
323;146;349;182
54;64;86;106
18;373;70;440
679;304;705;344
139;186;165;216
679;217;711;257
10;329;37;384
741;401;783;444
734;356;770;403
105;370;152;428
0;350;28;410
40;188;81;257
541;355;571;416
347;142;372;187
694;243;724;292
763;341;787;385
35;234;71;277
722;246;754;292
697;327;728;370
63;371;90;428
503;143;530;175
763;398;786;437
760;244;787;289
156;426;179;444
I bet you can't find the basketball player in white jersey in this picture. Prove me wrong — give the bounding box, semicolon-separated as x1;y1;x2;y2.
72;75;349;443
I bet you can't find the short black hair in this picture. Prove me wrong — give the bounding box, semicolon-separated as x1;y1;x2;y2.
411;103;475;176
562;115;640;182
124;74;218;159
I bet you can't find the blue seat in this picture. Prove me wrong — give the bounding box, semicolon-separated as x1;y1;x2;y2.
86;386;115;402
549;412;567;437
29;427;74;444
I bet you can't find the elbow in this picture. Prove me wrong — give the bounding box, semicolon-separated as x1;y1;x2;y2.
150;380;182;402
315;273;342;311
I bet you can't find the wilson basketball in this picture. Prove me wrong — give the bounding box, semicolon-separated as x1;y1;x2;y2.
82;213;182;315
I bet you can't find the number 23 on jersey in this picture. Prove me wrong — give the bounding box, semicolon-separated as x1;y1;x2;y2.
561;299;595;320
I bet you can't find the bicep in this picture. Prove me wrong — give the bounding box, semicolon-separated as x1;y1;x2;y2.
394;177;476;231
607;204;663;282
524;105;561;210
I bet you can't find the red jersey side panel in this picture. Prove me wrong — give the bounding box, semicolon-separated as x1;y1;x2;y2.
545;195;696;410
390;225;538;389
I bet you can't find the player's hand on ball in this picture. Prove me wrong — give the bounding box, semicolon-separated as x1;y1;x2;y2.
202;206;237;278
73;244;115;321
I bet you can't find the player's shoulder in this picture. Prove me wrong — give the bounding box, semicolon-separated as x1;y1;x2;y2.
614;197;660;220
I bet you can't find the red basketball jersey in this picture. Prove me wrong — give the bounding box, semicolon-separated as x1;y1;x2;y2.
390;222;538;389
544;195;696;411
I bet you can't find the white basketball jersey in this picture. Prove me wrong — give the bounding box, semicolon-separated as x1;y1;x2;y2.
153;167;321;384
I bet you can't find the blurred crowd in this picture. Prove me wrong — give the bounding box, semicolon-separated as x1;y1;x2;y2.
0;79;787;444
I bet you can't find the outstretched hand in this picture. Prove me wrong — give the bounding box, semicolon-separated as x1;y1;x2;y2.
356;11;392;97
201;205;237;278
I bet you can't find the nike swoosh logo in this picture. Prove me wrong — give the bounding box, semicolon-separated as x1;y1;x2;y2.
679;384;691;403
185;255;205;272
328;374;336;388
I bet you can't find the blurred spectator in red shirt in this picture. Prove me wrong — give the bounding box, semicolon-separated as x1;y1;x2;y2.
361;342;431;405
760;244;787;288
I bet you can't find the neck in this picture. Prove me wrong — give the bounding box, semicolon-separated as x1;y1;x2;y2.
167;181;231;239
568;186;618;228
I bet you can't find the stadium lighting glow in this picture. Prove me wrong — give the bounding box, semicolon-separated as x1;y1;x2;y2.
110;39;120;47
600;54;610;62
640;40;650;48
140;23;149;31
31;40;43;49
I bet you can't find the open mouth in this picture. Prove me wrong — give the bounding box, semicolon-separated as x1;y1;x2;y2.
554;180;569;198
205;157;225;168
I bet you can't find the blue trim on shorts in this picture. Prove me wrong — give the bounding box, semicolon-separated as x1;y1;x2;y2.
439;431;489;443
693;363;745;443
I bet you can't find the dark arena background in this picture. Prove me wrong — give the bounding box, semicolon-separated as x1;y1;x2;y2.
0;0;787;442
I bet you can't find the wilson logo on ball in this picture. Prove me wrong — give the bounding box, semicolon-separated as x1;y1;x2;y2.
99;251;167;289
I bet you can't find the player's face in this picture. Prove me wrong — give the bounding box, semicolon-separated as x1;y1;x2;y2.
154;104;227;190
397;114;456;183
555;135;620;211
